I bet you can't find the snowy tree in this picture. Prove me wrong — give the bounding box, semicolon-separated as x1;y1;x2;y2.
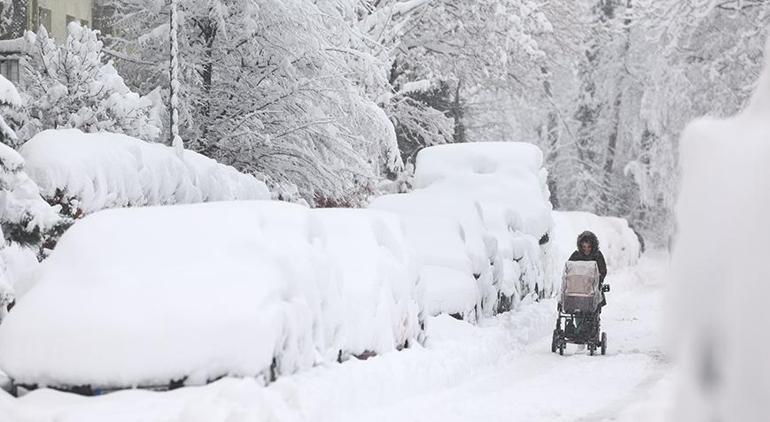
104;0;402;205
16;23;163;143
0;75;64;254
0;74;21;144
0;142;61;249
356;0;553;160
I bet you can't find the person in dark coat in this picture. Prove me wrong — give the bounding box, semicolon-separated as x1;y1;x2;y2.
568;230;607;287
566;231;607;346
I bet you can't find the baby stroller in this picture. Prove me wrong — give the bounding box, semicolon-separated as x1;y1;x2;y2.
551;260;610;356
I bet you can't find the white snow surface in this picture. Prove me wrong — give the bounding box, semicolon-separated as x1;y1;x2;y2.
0;253;671;422
19;130;270;214
669;39;770;422
414;142;552;239
0;201;421;388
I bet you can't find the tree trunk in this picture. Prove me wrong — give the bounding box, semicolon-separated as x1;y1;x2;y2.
541;66;560;208
168;0;183;157
452;79;465;143
601;0;632;213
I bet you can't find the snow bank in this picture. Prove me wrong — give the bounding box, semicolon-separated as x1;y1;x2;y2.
546;211;641;287
19;129;270;215
0;201;420;389
669;40;770;422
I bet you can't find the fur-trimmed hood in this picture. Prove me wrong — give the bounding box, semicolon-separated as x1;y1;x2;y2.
576;231;600;252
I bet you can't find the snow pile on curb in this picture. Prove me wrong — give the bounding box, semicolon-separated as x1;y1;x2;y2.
669;40;770;422
19;129;270;215
0;201;420;389
546;211;641;287
372;142;553;318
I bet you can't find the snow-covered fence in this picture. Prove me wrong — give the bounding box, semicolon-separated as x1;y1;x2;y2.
19;129;270;217
0;201;421;390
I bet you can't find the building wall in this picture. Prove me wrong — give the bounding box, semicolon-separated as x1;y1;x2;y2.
34;0;93;40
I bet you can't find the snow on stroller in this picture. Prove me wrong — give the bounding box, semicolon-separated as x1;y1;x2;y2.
551;260;610;356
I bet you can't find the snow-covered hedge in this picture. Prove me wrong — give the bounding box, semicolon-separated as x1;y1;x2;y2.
372;142;554;317
0;201;420;389
19;129;270;216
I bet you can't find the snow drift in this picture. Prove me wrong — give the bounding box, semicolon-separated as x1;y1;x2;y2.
0;201;420;389
19;129;270;216
669;40;770;422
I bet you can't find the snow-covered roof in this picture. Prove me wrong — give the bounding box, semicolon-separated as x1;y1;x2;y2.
0;38;27;56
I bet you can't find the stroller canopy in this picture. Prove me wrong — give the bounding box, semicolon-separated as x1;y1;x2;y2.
561;261;602;313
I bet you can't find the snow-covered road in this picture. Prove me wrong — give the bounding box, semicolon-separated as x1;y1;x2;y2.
0;253;673;422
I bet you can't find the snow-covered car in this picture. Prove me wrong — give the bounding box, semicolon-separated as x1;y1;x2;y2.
414;142;555;304
0;201;420;393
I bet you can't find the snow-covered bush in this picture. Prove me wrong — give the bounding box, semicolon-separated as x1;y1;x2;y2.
546;211;641;288
16;23;162;142
0;121;61;317
0;201;421;389
0;143;61;247
0;74;22;144
372;142;554;318
668;40;770;422
413;142;554;302
105;0;401;206
19;129;269;217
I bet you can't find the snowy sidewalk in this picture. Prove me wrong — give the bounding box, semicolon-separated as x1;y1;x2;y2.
0;253;672;422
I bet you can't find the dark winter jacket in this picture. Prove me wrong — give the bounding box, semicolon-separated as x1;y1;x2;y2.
568;230;607;284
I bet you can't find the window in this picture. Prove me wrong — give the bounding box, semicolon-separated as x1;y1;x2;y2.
0;59;20;84
37;7;52;33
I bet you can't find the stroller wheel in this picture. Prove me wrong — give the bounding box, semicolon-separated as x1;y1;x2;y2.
551;329;561;353
601;332;607;355
558;341;565;356
589;343;596;356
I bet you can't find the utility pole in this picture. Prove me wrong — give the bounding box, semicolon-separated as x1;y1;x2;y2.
169;0;183;158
